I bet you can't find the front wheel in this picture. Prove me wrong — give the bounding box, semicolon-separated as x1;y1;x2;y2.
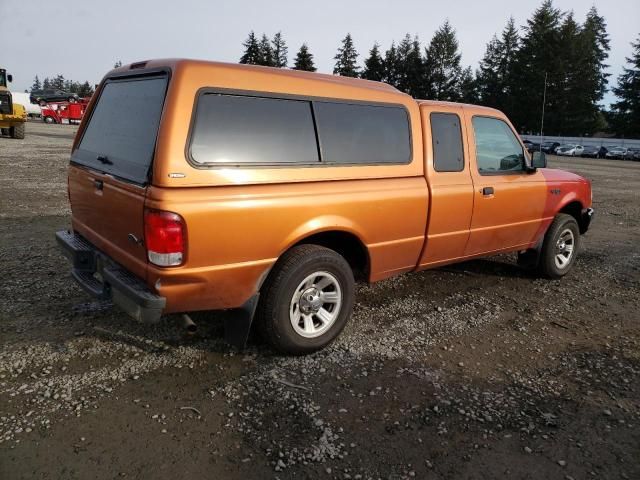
538;214;581;279
10;123;25;139
256;244;355;355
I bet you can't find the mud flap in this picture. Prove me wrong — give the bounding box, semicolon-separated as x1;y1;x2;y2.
223;294;259;349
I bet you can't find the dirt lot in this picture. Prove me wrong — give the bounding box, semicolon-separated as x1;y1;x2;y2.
1;122;638;480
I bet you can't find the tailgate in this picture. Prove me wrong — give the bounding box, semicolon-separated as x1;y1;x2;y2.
67;72;169;280
69;165;148;279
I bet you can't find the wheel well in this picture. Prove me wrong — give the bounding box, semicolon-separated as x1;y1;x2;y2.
293;231;369;282
559;201;586;233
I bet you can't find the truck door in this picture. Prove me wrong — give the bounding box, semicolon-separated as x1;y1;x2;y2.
418;105;475;268
463;112;546;256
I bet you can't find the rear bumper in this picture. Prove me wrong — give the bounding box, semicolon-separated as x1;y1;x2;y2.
581;208;594;234
56;230;166;323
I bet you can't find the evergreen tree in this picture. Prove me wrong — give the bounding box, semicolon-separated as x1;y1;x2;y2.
31;75;41;92
258;34;275;66
239;31;261;65
476;34;503;106
361;43;385;81
406;37;427;98
333;34;360;77
578;6;611;133
51;75;66;90
42;78;50;89
383;42;401;87
425;21;463;100
459;66;478;103
556;12;586;135
510;0;563;134
293;44;317;71
271;32;288;68
77;81;94;98
612;35;640;137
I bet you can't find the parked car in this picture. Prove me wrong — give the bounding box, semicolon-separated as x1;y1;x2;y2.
29;89;79;106
540;141;561;154
625;148;640;161
556;144;584;156
56;59;594;354
605;146;628;159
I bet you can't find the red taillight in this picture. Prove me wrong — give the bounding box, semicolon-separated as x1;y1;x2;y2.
144;209;186;267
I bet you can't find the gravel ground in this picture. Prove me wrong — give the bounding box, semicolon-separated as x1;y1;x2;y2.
1;122;639;479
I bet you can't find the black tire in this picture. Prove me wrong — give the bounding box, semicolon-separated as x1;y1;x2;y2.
10;123;25;140
68;97;77;103
538;213;580;279
1;128;9;136
256;244;355;355
44;116;56;124
38;99;47;106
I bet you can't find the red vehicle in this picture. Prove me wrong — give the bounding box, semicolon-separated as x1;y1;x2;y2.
41;98;90;124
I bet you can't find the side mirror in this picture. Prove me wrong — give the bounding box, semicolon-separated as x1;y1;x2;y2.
7;74;13;83
531;150;547;169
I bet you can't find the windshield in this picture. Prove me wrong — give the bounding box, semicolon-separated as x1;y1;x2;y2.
71;73;168;184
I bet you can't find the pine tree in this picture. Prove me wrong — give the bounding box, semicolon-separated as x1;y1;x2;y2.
556;12;586;135
425;21;463;101
293;44;317;71
406;37;427;98
361;43;385;81
459;67;478;103
333;34;360;77
258;34;275;66
271;32;288;68
239;31;261;65
510;0;563;134
382;42;400;87
476;34;503;106
579;6;611;132
31;75;41;92
42;78;50;89
51;75;66;90
612;35;640;137
78;81;94;98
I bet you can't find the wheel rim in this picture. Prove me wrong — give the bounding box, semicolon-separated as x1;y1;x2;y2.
289;271;342;338
554;228;575;269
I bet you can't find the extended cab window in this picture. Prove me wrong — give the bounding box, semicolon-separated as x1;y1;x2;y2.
314;102;411;164
431;112;464;172
472;116;525;174
190;94;319;164
72;74;168;184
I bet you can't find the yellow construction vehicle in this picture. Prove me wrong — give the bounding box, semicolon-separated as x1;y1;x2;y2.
0;68;26;139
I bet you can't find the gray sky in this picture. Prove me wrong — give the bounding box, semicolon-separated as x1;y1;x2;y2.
3;0;638;106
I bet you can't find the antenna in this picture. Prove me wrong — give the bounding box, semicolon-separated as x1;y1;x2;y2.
539;72;547;149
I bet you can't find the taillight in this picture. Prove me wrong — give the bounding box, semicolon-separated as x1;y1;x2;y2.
144;209;186;267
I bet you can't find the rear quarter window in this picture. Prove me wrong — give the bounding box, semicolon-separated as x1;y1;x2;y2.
313;102;411;164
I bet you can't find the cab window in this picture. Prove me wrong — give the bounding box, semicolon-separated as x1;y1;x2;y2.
472;116;524;174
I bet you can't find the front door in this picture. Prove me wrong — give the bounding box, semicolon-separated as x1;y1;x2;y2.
464;113;546;256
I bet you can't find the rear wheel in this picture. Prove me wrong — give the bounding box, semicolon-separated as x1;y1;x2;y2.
256;244;355;355
538;214;580;279
10;123;25;139
44;116;56;124
1;128;9;136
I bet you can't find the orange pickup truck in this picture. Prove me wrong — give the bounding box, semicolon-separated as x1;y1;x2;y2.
56;59;593;354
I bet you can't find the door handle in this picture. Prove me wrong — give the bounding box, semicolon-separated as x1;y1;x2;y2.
482;187;494;196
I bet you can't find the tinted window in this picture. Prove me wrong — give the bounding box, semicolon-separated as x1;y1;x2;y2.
430;112;464;172
472;116;524;174
73;74;168;184
190;94;319;164
314;102;411;164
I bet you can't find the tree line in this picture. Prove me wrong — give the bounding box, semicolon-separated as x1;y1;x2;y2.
239;1;639;138
30;74;94;98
